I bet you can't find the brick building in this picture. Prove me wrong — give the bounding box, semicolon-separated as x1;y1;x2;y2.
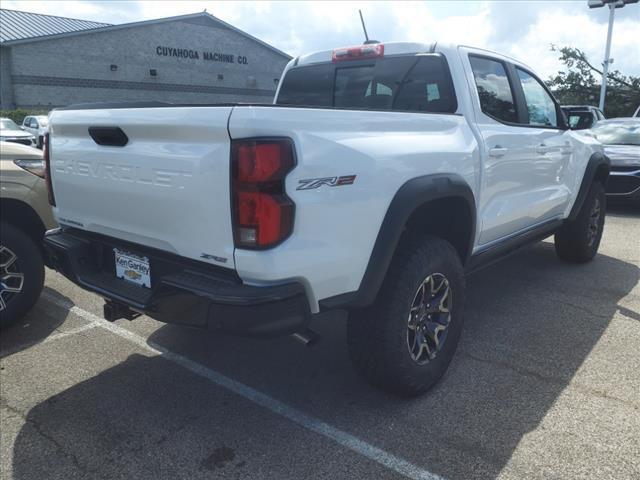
0;9;291;109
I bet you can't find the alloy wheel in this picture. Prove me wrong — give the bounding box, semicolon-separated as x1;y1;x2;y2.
0;245;24;311
587;197;602;247
407;273;452;364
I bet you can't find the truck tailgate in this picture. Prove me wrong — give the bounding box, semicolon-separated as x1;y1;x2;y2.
48;106;236;268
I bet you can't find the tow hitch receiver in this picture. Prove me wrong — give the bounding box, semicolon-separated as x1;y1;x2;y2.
103;300;141;322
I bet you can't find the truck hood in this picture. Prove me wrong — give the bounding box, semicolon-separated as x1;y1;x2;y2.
0;129;33;138
603;144;640;167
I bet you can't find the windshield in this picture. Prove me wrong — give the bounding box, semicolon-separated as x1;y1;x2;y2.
591;122;640;146
277;54;457;114
0;119;20;130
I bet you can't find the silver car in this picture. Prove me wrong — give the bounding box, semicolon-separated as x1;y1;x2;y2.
21;115;49;149
0;118;37;147
591;118;640;205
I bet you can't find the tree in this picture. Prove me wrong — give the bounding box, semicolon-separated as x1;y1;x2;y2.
547;45;640;118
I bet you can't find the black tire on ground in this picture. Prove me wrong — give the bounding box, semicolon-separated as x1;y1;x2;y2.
554;181;606;263
347;234;465;397
0;223;45;329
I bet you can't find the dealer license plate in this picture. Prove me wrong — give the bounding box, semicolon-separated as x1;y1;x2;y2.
114;249;151;288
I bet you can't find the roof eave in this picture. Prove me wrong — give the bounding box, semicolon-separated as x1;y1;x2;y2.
1;11;292;59
1;25;112;46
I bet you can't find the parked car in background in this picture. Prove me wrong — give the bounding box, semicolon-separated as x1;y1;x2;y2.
590;118;640;206
0;118;37;147
561;105;605;130
21;115;49;148
0;141;56;328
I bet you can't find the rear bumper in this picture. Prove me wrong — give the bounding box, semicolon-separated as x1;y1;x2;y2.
43;228;311;337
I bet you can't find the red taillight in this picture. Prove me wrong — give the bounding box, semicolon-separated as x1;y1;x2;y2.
43;133;56;206
236;142;291;182
332;43;384;62
232;139;295;249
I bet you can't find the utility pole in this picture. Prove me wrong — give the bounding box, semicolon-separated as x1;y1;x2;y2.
598;3;615;111
588;0;639;112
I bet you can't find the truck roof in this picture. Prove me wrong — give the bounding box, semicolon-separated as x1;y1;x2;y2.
562;105;600;111
295;41;436;66
293;41;535;73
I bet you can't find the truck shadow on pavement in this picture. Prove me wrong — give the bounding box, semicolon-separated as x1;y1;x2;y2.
9;242;640;480
606;202;640;218
0;295;68;359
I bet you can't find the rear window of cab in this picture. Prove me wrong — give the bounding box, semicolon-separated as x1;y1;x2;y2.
276;54;457;114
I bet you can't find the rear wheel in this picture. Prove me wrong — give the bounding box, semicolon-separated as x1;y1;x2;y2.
555;181;606;263
0;223;45;328
347;235;465;396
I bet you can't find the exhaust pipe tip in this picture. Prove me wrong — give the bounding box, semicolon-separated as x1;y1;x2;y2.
291;329;320;347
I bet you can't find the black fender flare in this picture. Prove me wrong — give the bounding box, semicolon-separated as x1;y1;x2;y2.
320;174;476;310
569;151;610;221
0;198;46;247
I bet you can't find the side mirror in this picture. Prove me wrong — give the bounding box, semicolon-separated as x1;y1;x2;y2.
557;107;570;131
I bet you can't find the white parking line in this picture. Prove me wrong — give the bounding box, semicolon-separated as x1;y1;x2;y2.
0;322;99;359
41;292;446;480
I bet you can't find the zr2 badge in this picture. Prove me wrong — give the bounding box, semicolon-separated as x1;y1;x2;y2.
297;175;356;190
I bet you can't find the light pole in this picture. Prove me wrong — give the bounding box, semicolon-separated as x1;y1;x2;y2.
588;0;638;112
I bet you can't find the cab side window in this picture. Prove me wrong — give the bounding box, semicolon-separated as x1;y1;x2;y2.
516;68;558;128
469;56;518;123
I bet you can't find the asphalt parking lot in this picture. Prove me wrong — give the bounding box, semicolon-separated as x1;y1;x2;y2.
1;205;639;480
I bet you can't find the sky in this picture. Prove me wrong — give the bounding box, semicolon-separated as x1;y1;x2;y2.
3;0;639;80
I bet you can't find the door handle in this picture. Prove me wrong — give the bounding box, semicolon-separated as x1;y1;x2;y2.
560;142;574;155
489;146;508;157
535;144;551;155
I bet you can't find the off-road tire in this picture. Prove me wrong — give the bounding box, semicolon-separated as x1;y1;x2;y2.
0;223;45;329
555;181;606;263
347;234;465;397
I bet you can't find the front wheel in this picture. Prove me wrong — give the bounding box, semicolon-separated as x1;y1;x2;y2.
347;235;465;397
0;223;45;329
555;181;606;263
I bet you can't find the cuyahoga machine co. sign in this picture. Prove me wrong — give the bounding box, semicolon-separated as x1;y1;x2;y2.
156;46;249;64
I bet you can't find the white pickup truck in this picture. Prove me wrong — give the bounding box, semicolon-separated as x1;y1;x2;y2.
43;42;609;396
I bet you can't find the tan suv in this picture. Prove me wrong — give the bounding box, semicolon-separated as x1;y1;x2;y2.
0;141;56;328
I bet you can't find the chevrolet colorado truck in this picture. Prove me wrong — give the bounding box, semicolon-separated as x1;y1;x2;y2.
42;43;609;396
